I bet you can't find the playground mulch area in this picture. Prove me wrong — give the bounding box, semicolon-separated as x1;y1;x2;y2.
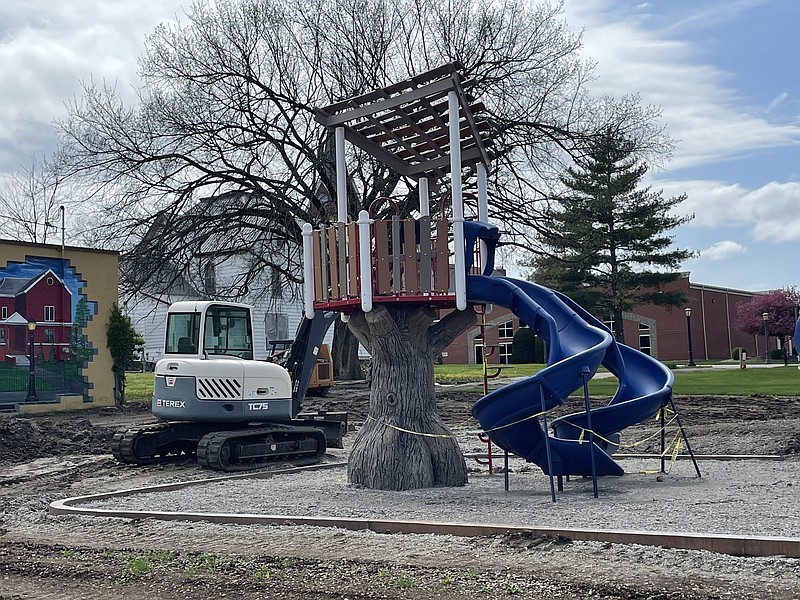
0;387;799;599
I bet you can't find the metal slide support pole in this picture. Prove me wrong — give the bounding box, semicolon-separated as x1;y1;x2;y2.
540;385;557;503
448;91;467;310
581;366;599;498
302;223;315;319
504;450;509;492
660;405;666;474
670;397;702;478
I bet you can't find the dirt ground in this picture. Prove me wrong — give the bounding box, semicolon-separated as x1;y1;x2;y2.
1;382;800;599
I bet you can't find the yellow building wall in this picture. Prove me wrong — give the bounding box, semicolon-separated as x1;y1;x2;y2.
0;239;119;411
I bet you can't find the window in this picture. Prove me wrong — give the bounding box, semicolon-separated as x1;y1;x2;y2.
638;323;651;355
474;344;483;365
165;312;202;355
499;342;513;364
1;306;6;319
265;313;289;343
203;305;253;359
270;268;283;299
203;263;216;296
44;306;55;321
639;334;651;356
0;328;6;343
44;329;55;344
498;320;513;339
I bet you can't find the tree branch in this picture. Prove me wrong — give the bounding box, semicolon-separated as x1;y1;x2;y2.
429;307;477;355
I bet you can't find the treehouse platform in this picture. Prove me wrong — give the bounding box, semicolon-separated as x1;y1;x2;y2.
304;62;491;317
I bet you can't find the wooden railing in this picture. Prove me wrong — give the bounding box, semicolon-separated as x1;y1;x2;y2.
310;216;454;309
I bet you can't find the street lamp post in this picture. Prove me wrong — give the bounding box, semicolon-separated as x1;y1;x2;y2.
763;312;771;364
25;320;38;402
685;307;696;367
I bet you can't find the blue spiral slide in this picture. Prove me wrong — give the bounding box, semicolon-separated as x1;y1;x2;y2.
467;274;674;477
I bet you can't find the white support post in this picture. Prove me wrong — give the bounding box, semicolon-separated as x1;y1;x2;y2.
335;127;348;224
357;210;373;313
335;126;350;297
448;91;467;311
477;161;489;273
477;162;489;222
302;223;315;319
418;177;430;217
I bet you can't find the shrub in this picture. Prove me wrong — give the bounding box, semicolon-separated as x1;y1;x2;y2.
511;327;536;364
731;347;742;360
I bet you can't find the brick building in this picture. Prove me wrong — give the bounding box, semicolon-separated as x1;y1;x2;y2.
443;273;765;365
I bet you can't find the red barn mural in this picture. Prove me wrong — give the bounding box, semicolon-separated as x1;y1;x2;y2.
0;269;72;363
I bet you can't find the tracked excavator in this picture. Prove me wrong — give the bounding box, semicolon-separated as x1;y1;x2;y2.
112;301;345;472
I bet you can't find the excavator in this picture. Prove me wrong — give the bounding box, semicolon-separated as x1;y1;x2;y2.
112;301;345;472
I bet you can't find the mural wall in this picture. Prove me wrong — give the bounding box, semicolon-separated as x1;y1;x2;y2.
0;240;119;412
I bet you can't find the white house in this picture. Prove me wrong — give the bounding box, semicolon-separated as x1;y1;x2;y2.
122;250;323;365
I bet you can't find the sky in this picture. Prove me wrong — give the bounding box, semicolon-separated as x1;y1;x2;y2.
0;0;798;293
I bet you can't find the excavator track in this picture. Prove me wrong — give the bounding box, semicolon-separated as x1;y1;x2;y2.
196;426;327;472
111;422;213;465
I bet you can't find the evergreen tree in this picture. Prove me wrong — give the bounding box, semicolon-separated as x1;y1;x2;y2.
69;297;92;363
532;133;694;343
106;303;143;404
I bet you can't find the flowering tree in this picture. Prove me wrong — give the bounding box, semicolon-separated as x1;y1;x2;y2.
734;289;799;355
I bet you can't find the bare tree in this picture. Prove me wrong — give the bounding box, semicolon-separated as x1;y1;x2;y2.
58;0;669;290
0;156;71;244
56;0;673;489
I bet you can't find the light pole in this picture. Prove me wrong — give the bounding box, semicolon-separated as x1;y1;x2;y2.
684;307;696;367
763;312;771;364
25;320;38;402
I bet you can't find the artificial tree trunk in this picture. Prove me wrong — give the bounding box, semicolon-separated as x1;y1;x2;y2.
346;304;476;490
332;318;363;380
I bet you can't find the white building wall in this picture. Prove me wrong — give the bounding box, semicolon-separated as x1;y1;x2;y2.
123;255;332;364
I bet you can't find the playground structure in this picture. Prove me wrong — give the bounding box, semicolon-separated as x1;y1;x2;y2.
306;63;695;497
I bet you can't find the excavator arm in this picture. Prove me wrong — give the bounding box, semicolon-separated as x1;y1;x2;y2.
285;310;337;415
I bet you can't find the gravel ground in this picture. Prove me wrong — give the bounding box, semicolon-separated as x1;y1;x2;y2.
1;387;800;599
74;455;800;538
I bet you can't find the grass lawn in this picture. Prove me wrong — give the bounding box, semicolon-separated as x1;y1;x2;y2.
125;372;154;403
125;362;800;404
435;363;800;397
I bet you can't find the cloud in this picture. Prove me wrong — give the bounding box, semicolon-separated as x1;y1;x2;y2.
701;240;747;260
767;92;789;113
0;0;185;171
562;0;800;172
658;178;800;242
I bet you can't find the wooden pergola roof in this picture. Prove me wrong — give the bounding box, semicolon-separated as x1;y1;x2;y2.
314;63;490;180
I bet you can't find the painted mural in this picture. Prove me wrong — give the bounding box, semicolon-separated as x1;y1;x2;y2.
0;256;96;405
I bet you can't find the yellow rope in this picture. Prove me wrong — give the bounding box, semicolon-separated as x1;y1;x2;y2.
366;406;551;440
364;403;680;457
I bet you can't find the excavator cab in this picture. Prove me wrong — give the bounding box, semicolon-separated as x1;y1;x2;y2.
165;302;253;359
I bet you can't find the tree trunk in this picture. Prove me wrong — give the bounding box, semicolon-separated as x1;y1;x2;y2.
346;304;476;490
332;318;363;380
613;308;625;343
114;371;125;406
